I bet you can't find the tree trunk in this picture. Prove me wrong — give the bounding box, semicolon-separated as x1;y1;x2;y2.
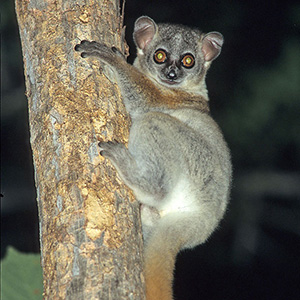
15;0;145;299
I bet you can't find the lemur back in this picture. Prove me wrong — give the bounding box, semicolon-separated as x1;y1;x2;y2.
75;15;232;300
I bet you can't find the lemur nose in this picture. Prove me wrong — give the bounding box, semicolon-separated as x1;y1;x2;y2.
167;69;177;80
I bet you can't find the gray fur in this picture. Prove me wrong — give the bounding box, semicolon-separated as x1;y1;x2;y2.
75;16;231;258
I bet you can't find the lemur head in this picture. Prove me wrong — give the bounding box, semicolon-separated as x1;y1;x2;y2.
133;16;223;91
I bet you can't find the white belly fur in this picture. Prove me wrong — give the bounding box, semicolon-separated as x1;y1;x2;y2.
158;176;197;217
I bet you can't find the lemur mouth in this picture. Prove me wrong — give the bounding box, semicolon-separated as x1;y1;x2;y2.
161;79;178;85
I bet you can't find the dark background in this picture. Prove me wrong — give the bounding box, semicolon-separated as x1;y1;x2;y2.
1;0;300;299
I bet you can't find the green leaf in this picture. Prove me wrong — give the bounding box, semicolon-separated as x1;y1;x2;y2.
1;247;43;300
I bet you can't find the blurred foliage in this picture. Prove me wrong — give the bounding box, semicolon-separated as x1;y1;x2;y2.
1;247;43;300
223;38;300;170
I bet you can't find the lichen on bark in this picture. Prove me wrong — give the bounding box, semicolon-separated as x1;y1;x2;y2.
15;0;145;299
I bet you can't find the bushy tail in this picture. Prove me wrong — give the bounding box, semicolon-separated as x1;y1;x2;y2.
143;208;221;300
144;232;180;300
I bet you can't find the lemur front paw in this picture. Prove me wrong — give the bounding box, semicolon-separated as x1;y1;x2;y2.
75;40;124;62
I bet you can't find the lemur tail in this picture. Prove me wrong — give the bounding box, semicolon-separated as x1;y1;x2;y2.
144;226;182;300
143;208;220;300
145;217;185;300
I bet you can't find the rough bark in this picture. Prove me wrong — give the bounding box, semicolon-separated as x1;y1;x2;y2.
15;0;145;299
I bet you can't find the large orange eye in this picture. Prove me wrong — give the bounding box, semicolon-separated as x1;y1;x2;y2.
181;53;195;68
154;49;167;64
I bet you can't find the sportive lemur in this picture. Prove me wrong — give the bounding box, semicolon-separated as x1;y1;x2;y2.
75;16;232;300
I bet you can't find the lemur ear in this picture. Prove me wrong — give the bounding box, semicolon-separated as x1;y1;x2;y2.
201;32;224;62
133;16;157;51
